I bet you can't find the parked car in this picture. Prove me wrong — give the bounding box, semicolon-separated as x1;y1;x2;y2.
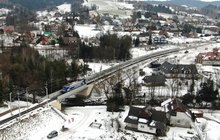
47;130;58;139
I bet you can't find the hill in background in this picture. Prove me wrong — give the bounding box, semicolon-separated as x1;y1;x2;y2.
145;0;220;8
0;0;82;11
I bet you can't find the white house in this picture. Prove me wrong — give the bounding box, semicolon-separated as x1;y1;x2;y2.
161;98;193;128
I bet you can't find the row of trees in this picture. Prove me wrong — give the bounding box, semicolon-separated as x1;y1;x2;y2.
79;33;132;61
182;78;219;108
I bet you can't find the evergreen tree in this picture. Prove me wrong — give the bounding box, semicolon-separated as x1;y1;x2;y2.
135;37;140;47
69;61;80;80
198;79;218;104
137;11;142;18
181;93;195;105
148;35;152;45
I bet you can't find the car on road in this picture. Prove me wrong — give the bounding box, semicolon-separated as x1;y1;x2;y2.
47;130;58;139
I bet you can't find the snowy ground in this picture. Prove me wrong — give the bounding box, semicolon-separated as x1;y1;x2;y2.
0;102;219;140
0;106;8;114
0;107;65;140
195;117;220;140
74;24;101;38
87;62;117;74
0;101;33;121
62;106;198;140
27;106;196;140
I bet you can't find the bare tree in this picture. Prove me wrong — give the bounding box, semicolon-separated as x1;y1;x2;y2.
123;68;139;105
95;70;124;99
166;78;178;97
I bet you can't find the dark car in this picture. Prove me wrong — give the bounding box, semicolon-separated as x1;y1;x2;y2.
47;130;58;139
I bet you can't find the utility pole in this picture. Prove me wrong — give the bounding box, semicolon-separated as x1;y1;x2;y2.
17;90;21;121
45;82;49;107
26;87;29;107
9;92;12;116
50;70;53;94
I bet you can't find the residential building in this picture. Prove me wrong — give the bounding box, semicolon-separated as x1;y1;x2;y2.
158;61;198;79
139;32;150;46
62;36;80;45
161;98;193;128
4;25;14;34
124;106;168;136
153;36;168;44
142;74;166;87
196;48;220;66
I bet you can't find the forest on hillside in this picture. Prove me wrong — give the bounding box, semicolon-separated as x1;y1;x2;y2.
0;0;83;10
0;44;89;104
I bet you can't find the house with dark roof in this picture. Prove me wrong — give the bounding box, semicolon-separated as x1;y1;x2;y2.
161;98;193;128
142;74;166;87
124;106;168;136
158;61;198;79
138;32;150;46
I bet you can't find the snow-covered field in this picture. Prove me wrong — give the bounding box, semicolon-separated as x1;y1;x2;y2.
87;62;114;74
57;3;71;14
83;0;133;18
74;24;101;38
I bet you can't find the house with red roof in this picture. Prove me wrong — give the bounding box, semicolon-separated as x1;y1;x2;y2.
196;48;220;66
4;25;14;34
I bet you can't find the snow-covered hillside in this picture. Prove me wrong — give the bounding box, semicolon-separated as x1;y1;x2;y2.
83;0;133;18
57;3;71;14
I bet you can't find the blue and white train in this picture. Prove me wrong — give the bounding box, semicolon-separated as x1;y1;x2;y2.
61;79;87;93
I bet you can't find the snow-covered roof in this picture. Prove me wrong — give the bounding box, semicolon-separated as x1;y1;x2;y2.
138;118;148;123
161;98;172;107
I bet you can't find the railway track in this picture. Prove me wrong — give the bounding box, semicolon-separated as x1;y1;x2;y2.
0;99;50;127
